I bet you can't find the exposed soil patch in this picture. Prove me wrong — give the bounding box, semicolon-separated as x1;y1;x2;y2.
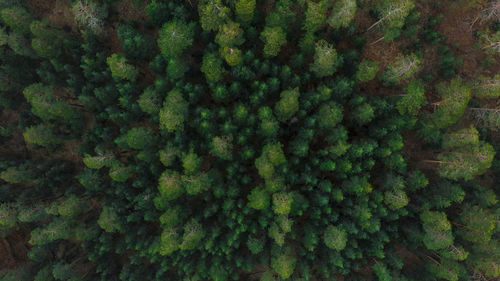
0;230;30;270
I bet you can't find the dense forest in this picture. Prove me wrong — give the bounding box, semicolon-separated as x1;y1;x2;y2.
0;0;499;280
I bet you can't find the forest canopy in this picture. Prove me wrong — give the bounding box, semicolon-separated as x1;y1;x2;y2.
0;0;499;281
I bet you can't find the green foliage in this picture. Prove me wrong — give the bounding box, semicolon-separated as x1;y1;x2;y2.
108;164;133;182
137;86;161;115
356;60;379;82
437;127;495;181
158;20;194;58
328;0;357;29
210;136;233;160
83;154;114;169
158;170;184;201
0;167;35;184
397;80;426;115
126;127;155;150
29;217;72;245
159;89;189;132
373;262;391;281
198;0;230;31
310;40;339;78
215;21;244;47
352;103;375;125
106;53;139;81
159;227;180;255
0;203;17;230
473;75;500;99
97;206;123;233
2;2;498;281
117;24;154;60
381;53;420;85
247;187;270;210
272;192;293;215
274;87;299;122
23;124;61;147
372;0;415;40
303;0;328;32
1;6;32;34
421;211;454;251
23;83;80;122
260;26;286;57
201;52;224;83
431;77;471;129
323;225;347;251
72;0;107;34
179;218;205;250
458;205;495;244
271;247;296;279
317;102;343;129
235;0;256;25
247;236;264;254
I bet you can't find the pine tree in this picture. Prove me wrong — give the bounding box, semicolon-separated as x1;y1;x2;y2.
317;102;343;129
271;247;296;279
473;74;500;99
272;192;293;215
201;52;224;83
356;60;379;82
137;86;161;115
180;218;205;250
260;26;287;57
303;0;328;33
106;53;139;81
397;80;426;116
370;0;415;40
274;87;300;122
125;127;156;150
158;20;194;58
328;0;357;30
159;89;189;132
323;225;347;251
431;77;471;129
247;187;270;210
215;21;245;47
210;136;233;160
23;124;61;147
97;206;123;233
158;170;184;201
72;0;107;34
310;40;339;78
380;53;420;85
235;0;256;25
198;0;230;31
1;6;33;34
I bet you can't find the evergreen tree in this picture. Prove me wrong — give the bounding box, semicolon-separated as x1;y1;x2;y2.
106;53;139;81
328;0;357;30
23;124;61;147
235;0;256;25
310;40;339;78
198;0;230;31
397;80;426;116
356;60;379;82
159;89;189;132
274;87;300;122
158;20;194;58
260;26;287;57
201;52;224;83
323;225;347;251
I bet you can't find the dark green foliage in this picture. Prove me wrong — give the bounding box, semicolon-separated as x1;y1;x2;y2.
117;24;155;60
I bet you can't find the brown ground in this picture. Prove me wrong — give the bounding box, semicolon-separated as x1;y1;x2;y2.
0;230;30;270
